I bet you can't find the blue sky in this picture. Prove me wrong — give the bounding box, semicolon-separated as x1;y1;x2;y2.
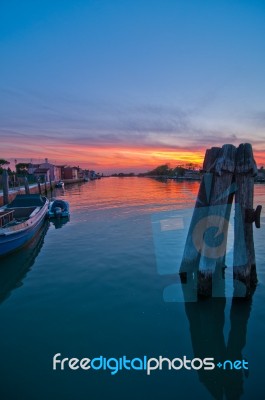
1;0;265;171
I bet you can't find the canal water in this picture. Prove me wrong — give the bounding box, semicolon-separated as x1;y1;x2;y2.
0;178;265;400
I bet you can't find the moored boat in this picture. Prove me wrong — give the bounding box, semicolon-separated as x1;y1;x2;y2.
47;199;70;219
0;194;49;257
55;180;65;188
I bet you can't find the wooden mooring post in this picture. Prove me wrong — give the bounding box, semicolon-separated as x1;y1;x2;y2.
2;169;9;205
24;177;30;195
179;146;221;280
179;143;261;299
233;143;261;297
38;181;42;194
197;144;236;297
49;177;53;196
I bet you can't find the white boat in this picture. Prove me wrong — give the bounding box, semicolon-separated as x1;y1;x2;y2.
0;194;49;257
47;199;70;219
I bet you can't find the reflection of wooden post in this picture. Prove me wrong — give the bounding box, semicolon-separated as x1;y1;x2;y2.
224;293;254;398
38;181;41;194
181;294;226;399
233;143;261;297
24;177;30;195
44;180;47;195
198;144;236;297
2;170;9;205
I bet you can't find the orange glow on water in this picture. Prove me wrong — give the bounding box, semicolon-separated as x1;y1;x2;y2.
66;175;201;213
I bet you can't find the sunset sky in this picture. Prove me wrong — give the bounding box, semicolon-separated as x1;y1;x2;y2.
1;0;265;173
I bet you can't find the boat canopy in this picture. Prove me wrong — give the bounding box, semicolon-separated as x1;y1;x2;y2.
7;194;46;208
50;200;69;212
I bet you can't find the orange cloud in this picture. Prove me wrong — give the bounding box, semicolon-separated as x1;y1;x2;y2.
2;142;205;171
2;138;265;173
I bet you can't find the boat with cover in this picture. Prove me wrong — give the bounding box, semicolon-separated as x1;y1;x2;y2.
0;194;49;257
47;199;70;218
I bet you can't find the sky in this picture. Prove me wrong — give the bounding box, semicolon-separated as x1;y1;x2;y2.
1;0;265;173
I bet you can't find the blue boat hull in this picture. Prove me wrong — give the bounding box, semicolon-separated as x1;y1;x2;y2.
0;199;49;257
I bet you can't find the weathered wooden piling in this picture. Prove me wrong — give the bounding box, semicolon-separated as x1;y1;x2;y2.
24;177;30;195
179;145;236;297
38;181;42;194
2;170;9;205
198;144;236;297
233;143;261;297
180;142;261;299
179;146;221;280
49;177;53;195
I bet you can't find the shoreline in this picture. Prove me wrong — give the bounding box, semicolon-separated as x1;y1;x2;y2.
0;178;85;206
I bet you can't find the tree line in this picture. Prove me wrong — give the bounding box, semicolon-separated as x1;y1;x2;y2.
0;160;30;176
141;163;198;177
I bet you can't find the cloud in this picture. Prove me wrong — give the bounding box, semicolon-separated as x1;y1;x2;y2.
1;86;265;170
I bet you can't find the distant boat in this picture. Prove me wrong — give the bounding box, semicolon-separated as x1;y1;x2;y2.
0;194;49;257
89;170;100;180
47;199;70;219
255;177;265;183
55;180;64;188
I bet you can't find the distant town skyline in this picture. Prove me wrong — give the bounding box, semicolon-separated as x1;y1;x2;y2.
3;155;203;175
1;0;265;172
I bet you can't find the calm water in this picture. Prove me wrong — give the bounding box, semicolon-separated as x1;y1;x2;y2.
0;178;265;400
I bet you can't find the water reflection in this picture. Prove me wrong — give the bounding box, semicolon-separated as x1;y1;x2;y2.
0;221;49;304
49;218;70;229
182;282;255;400
62;178;200;213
